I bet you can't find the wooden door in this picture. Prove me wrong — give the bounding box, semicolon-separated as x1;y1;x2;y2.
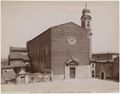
70;67;75;79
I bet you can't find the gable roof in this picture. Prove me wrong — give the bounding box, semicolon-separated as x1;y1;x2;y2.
50;22;82;29
66;56;79;66
27;22;85;43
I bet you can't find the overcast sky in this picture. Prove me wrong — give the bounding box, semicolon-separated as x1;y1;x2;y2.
1;1;119;58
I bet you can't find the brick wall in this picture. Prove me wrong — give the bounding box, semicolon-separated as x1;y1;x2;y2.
113;56;119;80
51;22;90;76
27;22;91;80
65;65;91;79
95;63;113;79
27;29;51;73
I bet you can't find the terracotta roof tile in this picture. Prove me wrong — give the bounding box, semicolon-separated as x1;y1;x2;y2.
10;52;29;60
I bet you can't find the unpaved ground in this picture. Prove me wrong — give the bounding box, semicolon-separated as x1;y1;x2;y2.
1;78;119;93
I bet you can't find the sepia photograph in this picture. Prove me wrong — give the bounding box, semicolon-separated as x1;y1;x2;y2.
1;0;119;93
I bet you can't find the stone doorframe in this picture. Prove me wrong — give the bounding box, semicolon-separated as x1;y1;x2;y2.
100;71;106;80
64;57;79;79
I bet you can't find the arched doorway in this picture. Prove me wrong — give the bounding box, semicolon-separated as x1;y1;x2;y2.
92;71;95;78
101;72;105;79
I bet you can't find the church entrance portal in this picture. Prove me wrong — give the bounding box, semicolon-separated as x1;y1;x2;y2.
65;57;79;79
70;67;75;79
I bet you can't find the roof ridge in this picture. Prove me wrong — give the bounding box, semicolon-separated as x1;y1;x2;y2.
50;22;81;29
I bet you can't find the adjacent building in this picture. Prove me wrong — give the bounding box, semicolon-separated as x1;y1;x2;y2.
90;53;119;81
16;70;50;84
27;7;92;80
1;47;31;84
8;47;31;73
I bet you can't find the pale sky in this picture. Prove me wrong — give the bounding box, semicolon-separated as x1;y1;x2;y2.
1;1;119;58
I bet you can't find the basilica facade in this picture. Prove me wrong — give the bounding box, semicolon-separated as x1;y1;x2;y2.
27;7;92;80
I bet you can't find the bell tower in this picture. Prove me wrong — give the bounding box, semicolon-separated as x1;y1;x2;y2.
81;3;92;30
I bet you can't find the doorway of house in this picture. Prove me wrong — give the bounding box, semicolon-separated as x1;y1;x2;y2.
92;71;95;78
21;76;25;83
101;72;105;79
70;67;75;79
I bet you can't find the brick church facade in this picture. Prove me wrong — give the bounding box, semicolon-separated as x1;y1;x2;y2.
27;7;92;80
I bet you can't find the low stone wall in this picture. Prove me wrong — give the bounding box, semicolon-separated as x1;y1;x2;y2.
76;65;91;79
29;73;51;83
65;65;91;80
16;73;51;84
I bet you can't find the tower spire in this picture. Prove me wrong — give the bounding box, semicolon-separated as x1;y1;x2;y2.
81;1;92;30
85;1;87;8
